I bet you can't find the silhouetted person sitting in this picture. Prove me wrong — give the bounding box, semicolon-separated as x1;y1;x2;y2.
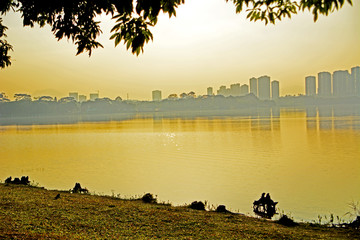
265;193;278;217
253;192;278;219
253;192;266;212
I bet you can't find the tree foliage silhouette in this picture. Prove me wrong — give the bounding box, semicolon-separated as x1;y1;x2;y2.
0;0;353;69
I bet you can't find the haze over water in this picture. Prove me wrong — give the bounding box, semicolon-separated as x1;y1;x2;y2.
1;109;359;222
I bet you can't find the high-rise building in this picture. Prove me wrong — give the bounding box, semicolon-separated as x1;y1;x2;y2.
305;76;316;96
351;66;360;96
318;72;332;97
69;92;79;101
79;95;87;102
348;70;356;96
240;84;249;95
90;93;99;101
207;87;213;96
217;85;227;96
271;80;279;99
258;75;271;100
152;90;162;101
249;77;258;97
333;70;349;97
230;83;241;96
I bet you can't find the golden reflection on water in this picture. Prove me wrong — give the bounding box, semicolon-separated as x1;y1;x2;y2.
0;110;359;221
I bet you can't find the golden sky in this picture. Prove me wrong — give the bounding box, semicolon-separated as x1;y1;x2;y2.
1;0;359;100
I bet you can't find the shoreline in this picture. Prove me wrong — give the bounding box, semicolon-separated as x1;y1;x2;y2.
1;183;359;239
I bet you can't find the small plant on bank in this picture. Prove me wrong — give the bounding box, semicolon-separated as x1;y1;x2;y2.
141;193;157;204
216;205;232;213
329;213;334;226
277;214;298;227
30;180;41;187
345;201;360;229
4;176;31;185
203;200;216;211
346;201;360;219
336;215;345;225
189;201;205;210
317;215;323;225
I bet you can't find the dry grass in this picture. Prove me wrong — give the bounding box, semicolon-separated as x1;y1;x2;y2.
0;184;359;239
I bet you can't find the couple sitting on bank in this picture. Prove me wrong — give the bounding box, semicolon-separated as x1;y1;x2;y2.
253;193;278;218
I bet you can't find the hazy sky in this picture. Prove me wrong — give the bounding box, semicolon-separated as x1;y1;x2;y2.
1;0;359;100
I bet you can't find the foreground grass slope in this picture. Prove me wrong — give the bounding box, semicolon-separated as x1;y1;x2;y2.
0;184;359;239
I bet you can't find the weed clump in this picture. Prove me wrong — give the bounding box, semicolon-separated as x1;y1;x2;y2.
216;205;231;213
349;216;360;229
189;201;205;211
141;193;157;203
5;176;30;185
277;214;298;227
345;201;360;229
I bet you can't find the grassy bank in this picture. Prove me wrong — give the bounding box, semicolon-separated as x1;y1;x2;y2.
0;183;359;239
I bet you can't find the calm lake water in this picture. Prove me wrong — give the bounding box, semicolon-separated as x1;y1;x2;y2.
1;108;360;221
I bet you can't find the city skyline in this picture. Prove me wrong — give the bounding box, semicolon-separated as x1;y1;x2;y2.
0;0;359;101
2;65;360;101
306;66;360;98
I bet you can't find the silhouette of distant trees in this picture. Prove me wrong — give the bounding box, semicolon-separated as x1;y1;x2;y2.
0;94;265;118
38;96;54;102
0;92;10;102
14;93;31;101
0;0;353;68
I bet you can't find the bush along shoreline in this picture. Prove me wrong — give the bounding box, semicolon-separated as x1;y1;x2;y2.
0;176;359;239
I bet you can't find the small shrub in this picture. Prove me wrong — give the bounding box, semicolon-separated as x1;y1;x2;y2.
4;176;30;185
141;193;157;204
5;176;12;184
216;205;230;213
349;216;360;229
277;214;298;227
189;201;205;211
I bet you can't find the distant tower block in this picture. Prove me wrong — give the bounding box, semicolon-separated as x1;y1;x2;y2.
79;95;87;102
230;83;241;96
305;76;316;96
351;66;360;96
240;84;249;95
258;75;271;100
318;72;332;97
271;80;279;99
69;92;79;101
249;77;258;97
207;87;213;96
152;90;162;101
333;70;350;97
217;85;227;96
90;93;99;101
